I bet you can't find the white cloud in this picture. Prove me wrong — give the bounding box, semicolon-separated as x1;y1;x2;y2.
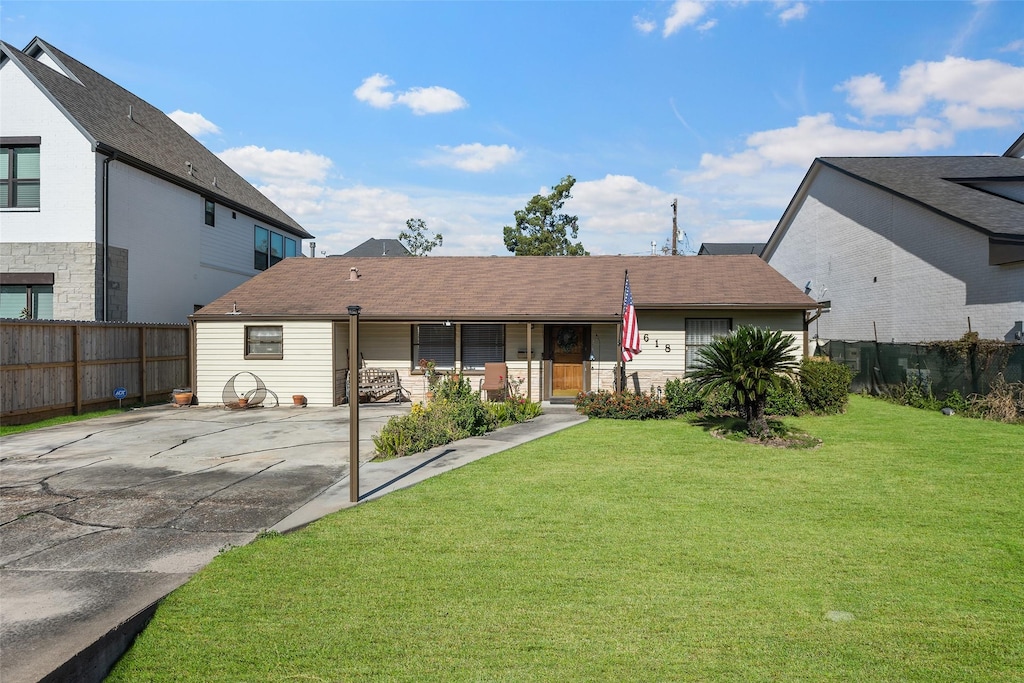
217;146;333;184
570;175;680;255
688;114;955;181
633;16;656;34
354;73;467;115
776;2;808;23
664;0;709;37
425;143;520;172
167;110;221;138
353;73;396;109
839;56;1024;120
697;19;718;32
942;104;1019;130
999;38;1024;54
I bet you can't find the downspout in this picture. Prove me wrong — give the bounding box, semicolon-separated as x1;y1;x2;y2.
100;153;117;322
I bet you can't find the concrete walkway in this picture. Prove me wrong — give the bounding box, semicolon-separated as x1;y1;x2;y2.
0;402;585;683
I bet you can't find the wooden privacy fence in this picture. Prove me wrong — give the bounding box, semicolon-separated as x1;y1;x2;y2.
1;320;191;424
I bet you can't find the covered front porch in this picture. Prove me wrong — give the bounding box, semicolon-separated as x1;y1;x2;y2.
330;320;621;406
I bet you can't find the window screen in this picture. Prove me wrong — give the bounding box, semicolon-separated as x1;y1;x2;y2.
685;319;731;372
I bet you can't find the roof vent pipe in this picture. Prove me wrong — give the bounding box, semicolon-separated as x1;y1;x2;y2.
349;267;359;281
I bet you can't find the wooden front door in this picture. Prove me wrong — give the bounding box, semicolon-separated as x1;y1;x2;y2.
549;325;585;397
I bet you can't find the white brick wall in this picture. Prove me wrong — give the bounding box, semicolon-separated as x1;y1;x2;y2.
768;165;1024;342
0;62;97;243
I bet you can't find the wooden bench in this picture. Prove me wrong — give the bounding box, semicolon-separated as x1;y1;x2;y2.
339;368;404;403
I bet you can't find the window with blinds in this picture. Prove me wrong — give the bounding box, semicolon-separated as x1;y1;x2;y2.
685;318;731;372
1;145;40;209
245;325;283;359
461;324;504;370
413;324;455;370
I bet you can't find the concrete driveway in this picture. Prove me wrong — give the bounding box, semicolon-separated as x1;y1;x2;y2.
0;402;405;683
1;402;587;682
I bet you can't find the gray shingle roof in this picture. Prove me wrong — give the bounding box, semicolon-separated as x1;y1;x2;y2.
341;238;411;257
697;243;765;256
194;255;818;320
819;156;1024;238
1;37;311;239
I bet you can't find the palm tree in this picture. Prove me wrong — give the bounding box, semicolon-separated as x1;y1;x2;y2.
689;326;799;438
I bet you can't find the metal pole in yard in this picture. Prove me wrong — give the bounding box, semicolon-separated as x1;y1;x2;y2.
348;305;361;503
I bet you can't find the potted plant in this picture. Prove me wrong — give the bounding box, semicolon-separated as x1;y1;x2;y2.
172;388;193;406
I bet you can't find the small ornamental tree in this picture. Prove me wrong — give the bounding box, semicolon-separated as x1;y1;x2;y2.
689;326;800;438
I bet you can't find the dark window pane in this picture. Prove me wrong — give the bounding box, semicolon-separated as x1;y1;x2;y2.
417;324;455;369
254;227;269;270
462;324;504;370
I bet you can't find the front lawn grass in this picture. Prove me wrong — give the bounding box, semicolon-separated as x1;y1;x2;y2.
0;408;127;436
109;396;1023;682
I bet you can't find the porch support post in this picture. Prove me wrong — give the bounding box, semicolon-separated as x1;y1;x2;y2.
348;305;361;503
526;322;532;401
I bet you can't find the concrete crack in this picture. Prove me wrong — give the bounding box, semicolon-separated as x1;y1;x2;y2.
165;459;286;529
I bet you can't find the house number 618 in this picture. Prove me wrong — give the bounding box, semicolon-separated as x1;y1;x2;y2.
642;334;671;352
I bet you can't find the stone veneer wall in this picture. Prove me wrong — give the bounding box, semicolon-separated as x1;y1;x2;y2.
0;242;128;321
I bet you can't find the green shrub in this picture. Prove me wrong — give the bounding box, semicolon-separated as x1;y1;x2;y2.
799;358;853;414
488;399;543;426
373;373;545;458
885;379;943;412
664;378;732;416
574;390;670;420
942;389;969;413
765;381;808;416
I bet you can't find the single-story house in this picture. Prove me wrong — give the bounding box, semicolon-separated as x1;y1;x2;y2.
190;255;820;406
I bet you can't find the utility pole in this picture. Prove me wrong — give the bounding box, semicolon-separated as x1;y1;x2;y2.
671;199;678;256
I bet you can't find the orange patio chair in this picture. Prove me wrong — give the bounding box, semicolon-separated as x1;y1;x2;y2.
480;362;508;401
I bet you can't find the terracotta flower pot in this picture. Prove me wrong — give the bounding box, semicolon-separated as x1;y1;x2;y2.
292;394;307;407
173;391;193;406
237;397;249;407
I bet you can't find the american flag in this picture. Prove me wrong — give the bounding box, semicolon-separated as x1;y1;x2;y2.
621;271;641;361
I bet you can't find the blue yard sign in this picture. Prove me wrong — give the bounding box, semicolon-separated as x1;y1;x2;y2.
113;387;128;401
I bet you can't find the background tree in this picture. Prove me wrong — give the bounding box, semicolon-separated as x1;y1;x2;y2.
399;218;443;256
503;175;588;256
688;326;800;438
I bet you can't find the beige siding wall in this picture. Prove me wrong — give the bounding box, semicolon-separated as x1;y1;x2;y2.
195;320;333;406
614;310;804;395
198;312;807;406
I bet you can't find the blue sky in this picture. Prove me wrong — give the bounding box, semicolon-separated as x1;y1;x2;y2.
3;1;1023;256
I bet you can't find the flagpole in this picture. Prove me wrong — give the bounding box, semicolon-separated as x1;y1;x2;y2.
616;269;627;393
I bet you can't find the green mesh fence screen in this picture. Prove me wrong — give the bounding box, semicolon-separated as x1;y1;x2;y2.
818;340;1024;398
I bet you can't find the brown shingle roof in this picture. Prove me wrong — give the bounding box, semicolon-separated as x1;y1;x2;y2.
195;256;817;321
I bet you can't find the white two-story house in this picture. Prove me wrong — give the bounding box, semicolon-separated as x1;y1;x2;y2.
0;37;312;323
